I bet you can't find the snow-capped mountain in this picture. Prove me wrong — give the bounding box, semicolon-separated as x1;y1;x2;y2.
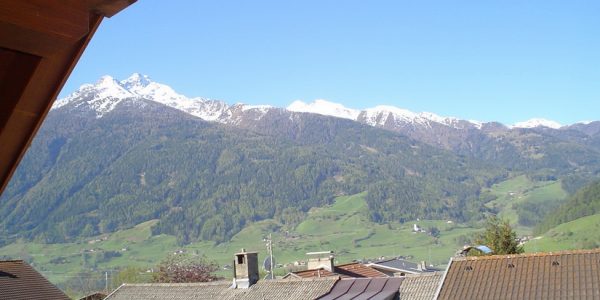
54;73;230;120
287;100;481;130
55;74;577;133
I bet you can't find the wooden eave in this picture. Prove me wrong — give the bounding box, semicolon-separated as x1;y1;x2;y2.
0;0;136;194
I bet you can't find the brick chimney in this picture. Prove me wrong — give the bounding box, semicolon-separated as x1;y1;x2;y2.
232;248;259;289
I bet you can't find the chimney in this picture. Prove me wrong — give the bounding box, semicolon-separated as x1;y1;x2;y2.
306;251;334;272
232;248;259;289
418;261;427;271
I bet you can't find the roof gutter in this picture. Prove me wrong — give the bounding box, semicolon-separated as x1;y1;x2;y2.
433;257;453;300
367;263;418;274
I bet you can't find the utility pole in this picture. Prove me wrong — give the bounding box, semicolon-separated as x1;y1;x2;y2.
105;271;108;293
269;233;274;280
264;233;274;279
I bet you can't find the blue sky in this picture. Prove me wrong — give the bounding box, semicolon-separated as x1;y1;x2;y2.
62;0;599;125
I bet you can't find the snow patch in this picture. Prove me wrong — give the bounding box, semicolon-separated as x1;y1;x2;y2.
511;118;562;129
287;99;360;120
241;104;273;113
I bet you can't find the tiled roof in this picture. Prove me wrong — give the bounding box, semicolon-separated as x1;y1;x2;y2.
287;262;388;279
105;277;338;300
106;276;416;299
78;292;107;300
437;249;600;300
370;258;441;274
288;268;338;278
242;277;338;299
318;277;403;300
398;272;444;300
0;260;70;300
373;258;421;272
105;281;241;300
335;262;389;278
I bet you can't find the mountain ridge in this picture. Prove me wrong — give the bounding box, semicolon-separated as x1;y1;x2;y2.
55;74;593;130
4;93;505;246
4;73;599;246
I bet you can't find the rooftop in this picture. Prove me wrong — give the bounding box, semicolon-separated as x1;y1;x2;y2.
105;277;338;300
437;248;600;300
285;262;388;279
0;260;70;300
399;272;444;300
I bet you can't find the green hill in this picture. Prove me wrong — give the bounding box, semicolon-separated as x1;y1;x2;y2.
483;175;568;234
0;102;503;246
536;180;600;234
525;213;600;252
0;192;480;296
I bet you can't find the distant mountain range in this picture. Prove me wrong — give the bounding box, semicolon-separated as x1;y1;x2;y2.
55;73;585;130
54;74;600;158
2;74;600;246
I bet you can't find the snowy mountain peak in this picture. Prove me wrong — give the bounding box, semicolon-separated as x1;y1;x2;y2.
53;74;580;133
512;118;562;129
120;73;152;89
95;76;133;99
53;74;231;121
287;99;360;120
365;105;418;120
359;105;474;129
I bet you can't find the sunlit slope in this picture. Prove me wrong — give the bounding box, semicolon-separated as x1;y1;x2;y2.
483;175;568;234
525;213;600;252
1;192;479;287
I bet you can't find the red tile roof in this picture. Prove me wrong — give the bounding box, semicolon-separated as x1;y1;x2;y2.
335;262;389;278
437;248;600;300
288;268;337;279
0;260;70;300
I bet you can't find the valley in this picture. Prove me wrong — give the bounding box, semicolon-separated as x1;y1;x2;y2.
2;181;588;296
1;74;600;297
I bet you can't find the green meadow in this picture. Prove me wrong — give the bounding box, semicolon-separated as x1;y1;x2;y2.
484;175;567;234
1;192;476;288
0;177;582;296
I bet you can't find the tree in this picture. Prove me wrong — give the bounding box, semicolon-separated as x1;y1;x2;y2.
153;253;222;283
112;266;151;287
428;226;440;238
474;216;523;255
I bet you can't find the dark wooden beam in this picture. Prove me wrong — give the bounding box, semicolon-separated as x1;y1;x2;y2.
0;0;136;195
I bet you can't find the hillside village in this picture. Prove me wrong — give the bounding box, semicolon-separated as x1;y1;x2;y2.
4;245;600;299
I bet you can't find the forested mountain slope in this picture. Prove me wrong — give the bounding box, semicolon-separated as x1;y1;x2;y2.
0;98;502;245
2;74;600;246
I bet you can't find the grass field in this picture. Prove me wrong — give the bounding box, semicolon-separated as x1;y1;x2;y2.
0;177;575;297
524;213;600;252
0;192;478;294
484;175;567;234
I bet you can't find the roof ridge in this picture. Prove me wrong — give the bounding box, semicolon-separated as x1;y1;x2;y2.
267;276;340;282
335;262;361;267
122;281;232;287
0;259;25;263
294;267;326;273
454;248;600;261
